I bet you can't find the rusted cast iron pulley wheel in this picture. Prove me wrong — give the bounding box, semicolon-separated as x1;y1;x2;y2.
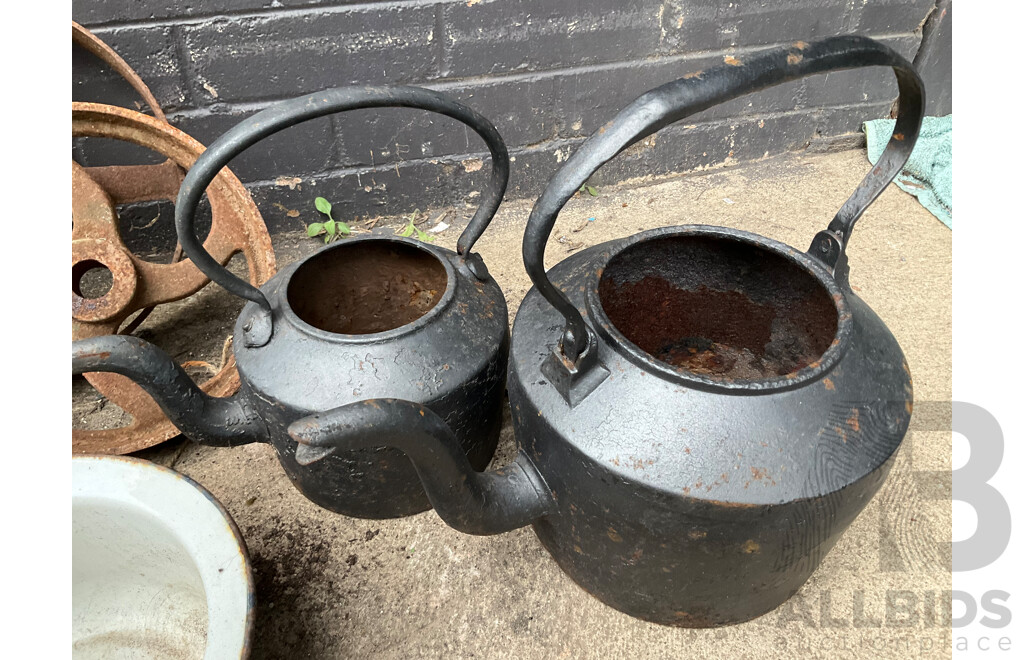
72;103;276;454
73;21;275;454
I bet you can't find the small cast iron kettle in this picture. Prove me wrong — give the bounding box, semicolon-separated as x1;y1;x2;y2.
287;36;923;626
72;86;511;519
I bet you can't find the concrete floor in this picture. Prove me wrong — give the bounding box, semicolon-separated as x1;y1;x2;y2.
78;148;952;658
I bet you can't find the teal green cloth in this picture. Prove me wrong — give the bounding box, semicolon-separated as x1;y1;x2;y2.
863;114;952;228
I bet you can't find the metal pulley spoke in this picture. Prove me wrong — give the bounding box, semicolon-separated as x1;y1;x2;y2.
81;159;185;205
71;161;124;244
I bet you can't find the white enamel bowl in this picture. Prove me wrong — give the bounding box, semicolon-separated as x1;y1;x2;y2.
72;455;254;659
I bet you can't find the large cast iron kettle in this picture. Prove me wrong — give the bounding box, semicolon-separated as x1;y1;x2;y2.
72;86;511;519
289;36;923;626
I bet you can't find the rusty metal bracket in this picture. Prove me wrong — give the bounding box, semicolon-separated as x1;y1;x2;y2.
72;103;276;454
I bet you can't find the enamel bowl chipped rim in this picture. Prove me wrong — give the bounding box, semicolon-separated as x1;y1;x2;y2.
72;455;254;659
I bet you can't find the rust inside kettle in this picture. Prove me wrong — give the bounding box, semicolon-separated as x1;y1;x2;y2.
288;241;448;334
597;235;838;379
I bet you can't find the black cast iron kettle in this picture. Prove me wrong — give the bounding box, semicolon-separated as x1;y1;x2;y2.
293;37;921;626
72;86;511;520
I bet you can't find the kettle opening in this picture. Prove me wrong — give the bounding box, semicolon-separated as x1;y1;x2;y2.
287;240;450;336
595;233;839;382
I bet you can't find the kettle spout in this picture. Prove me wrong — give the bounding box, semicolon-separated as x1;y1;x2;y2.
72;335;266;446
288;399;554;535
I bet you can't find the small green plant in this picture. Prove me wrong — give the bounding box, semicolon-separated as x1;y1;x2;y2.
396;209;435;243
307;197;351;243
578;184;599;197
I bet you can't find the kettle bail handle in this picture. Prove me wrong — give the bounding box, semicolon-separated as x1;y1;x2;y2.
523;35;924;364
175;85;510;347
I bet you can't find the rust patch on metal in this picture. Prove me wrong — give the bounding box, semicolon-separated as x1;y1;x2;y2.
78;351;112;360
847;409;860;433
822;377;835;390
724;56;743;66
742;539;761;554
607;527;623;543
787;53;803;65
706;498;761;509
670;608;719;628
600;277;834;379
893;133;905;141
683;70;704;79
627;457;655;470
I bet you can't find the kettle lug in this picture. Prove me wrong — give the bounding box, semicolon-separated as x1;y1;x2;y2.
541;328;609;407
460;251;491;281
808;229;851;290
241;305;273;348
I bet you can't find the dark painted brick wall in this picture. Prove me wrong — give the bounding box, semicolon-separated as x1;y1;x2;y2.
73;0;951;236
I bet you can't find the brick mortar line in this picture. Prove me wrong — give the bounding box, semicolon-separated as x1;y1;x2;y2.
228;98;889;187
81;0;468;30
427;30;918;89
169;25;197;109
913;0;949;68
842;0;867;34
435;3;448;79
164;30;917;117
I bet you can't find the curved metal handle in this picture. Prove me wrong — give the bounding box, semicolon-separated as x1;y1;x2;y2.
523;35;924;364
175;85;510;347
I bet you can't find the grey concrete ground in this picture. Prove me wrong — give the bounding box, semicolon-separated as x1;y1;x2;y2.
74;149;952;658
